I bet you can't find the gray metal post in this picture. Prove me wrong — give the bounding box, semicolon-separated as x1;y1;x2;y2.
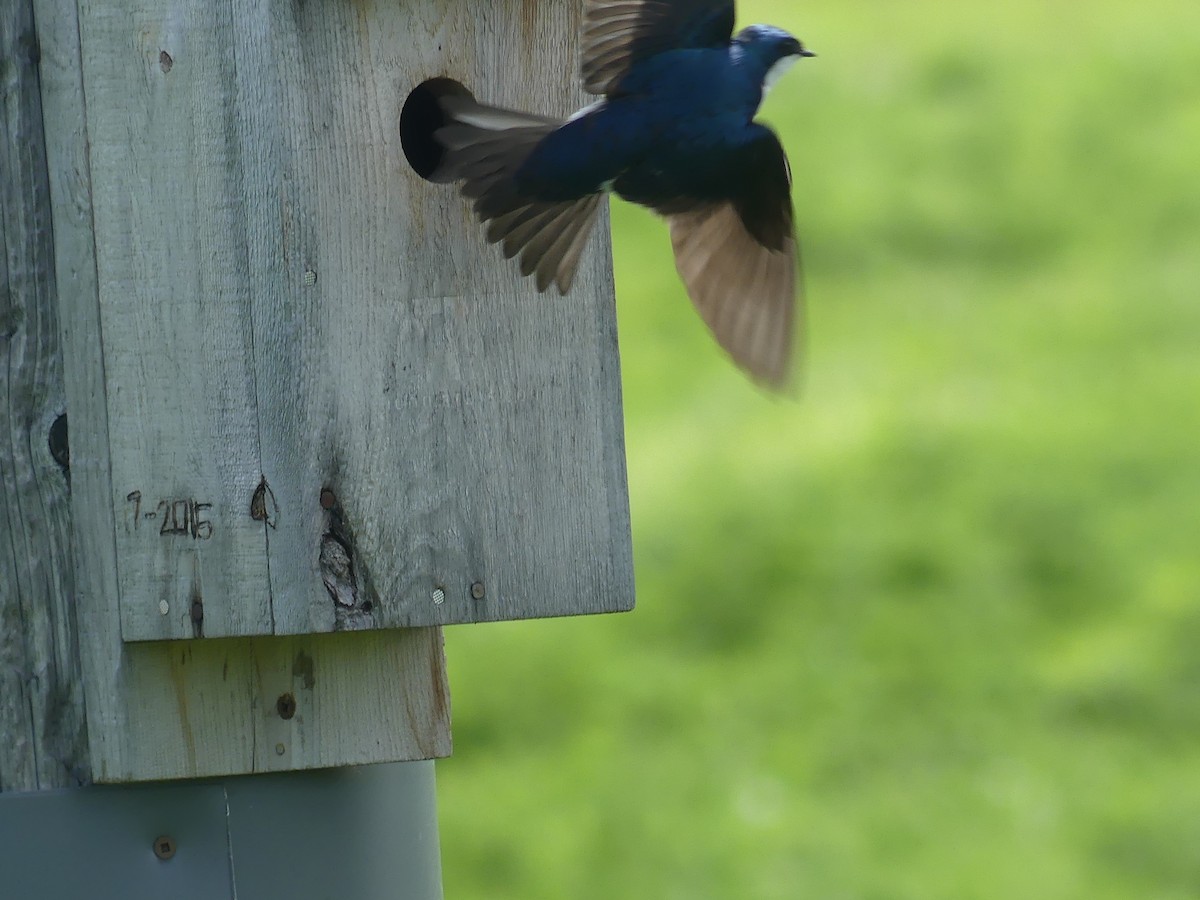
0;762;443;900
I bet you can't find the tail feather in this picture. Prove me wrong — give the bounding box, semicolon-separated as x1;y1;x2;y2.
432;92;601;294
486;202;553;244
503;205;569;258
521;197;602;293
551;196;602;293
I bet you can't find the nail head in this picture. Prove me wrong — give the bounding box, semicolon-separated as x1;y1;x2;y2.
153;835;176;860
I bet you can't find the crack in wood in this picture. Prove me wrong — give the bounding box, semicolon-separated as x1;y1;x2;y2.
318;488;378;631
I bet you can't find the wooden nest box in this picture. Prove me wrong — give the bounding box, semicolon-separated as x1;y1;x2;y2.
43;0;633;783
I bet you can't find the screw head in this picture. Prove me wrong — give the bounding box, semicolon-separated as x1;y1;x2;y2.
319;488;337;510
275;743;286;756
153;835;176;860
470;581;486;601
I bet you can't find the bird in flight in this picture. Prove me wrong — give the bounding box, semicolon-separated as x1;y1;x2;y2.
428;1;814;389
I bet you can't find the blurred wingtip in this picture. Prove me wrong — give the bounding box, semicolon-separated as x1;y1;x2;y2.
668;204;802;393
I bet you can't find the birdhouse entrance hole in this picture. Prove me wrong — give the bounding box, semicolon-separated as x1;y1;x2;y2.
400;77;471;181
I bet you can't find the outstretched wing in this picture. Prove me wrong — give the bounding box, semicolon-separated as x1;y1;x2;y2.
581;0;736;95
666;130;800;389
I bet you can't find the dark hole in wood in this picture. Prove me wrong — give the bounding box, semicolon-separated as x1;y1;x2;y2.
251;477;278;527
48;413;69;476
276;692;297;720
400;77;473;182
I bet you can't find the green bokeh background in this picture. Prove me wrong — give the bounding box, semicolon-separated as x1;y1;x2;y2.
438;2;1200;897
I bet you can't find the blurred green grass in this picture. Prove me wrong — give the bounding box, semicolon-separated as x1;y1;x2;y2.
438;1;1200;897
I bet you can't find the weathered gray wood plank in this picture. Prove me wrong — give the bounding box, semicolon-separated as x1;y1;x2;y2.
66;0;633;642
33;0;452;783
95;628;451;781
76;0;272;642
0;0;91;793
245;0;634;635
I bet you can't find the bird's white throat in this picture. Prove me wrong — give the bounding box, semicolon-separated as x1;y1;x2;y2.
763;56;800;97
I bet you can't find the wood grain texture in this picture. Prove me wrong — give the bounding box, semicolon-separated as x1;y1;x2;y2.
68;0;633;642
33;0;452;782
80;0;272;642
98;628;451;781
0;0;91;792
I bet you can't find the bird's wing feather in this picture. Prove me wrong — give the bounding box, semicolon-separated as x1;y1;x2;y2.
581;0;736;95
665;130;801;389
435;94;601;294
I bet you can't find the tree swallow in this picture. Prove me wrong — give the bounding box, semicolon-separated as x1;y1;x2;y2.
430;1;815;388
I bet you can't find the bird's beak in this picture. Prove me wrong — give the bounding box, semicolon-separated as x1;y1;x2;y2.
799;48;816;58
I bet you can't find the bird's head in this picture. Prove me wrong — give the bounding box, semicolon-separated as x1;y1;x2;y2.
734;25;815;96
